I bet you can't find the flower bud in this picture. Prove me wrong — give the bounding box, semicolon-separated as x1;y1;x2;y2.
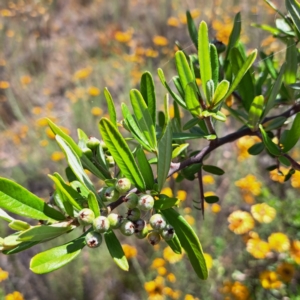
85;231;102;248
82;147;93;159
161;225;175;241
107;213;123;229
93;216;110;233
103;187;120;202
86;137;100;149
120;220;135;236
106;156;115;168
137;194;154;211
100;140;108;151
115;178;131;194
127;208;141;221
147;231;161;246
78;208;95;226
125;193;138;209
149;214;167;231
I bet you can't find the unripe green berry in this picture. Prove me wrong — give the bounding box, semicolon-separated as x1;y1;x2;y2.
134;218;146;232
82;147;93;159
86;137;101;150
147;231;161;245
149;214;167;231
115;178;131;194
106;156;115;168
85;231;102;248
137;194;154;211
125;193;138;209
127;208;141;221
100;140;108;151
93;216;110;233
120;220;135;236
135;226;149;239
161;225;175;241
78;208;95;226
107;213;123;229
103;187;120;202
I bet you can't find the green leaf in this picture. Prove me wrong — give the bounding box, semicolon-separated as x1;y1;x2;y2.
263;63;286;118
259;51;277;79
278;155;291;167
259;125;281;156
210;44;219;89
172;76;185;99
104;230;129;271
175;51;194;91
183;118;201;130
172;132;214;140
248;95;264;130
172;143;189;159
136;147;155;190
212;80;230;107
154;196;180;210
165;234;182;254
140;71;156;125
204;196;219;203
3;232;22;248
185;83;201;116
0;177;65;222
203;165;225;175
263;116;287;131
162;208;208;280
198;21;212;101
225;49;257;100
248;142;265;155
130;89;157;150
286;0;300;34
3;241;39;255
18;224;73;242
157;123;172;192
186;10;198;48
87;192;100;218
9;220;30;231
284;39;298;84
99;118;146;191
0;208;15;223
205;80;215;105
70;181;90;198
30;235;86;274
158;68;186;108
173;101;182;130
281;113;300;152
104;88;117;127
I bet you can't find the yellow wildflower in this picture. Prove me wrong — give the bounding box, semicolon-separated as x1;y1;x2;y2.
6;30;15;38
166;273;176;283
39;140;48;147
203;175;215;184
45;127;55;139
228;210;255;235
203;253;213;270
151;258;165;269
247;238;270;259
190;9;201;19
0;81;10;89
290;240;300;264
88;86;100;96
144;276;165;300
163;246;184;264
51;151;65;161
259;270;282;289
153;35;168;46
91;107;103;116
251;203;276;223
0;268;9;282
268;233;290;252
32;106;42;115
161;187;173;198
20;75;32;86
114;30;133;43
211;203;221;214
231;281;250;300
291;170;300;188
1;9;12;17
167;17;180;27
235;174;262;196
269;167;289;183
73;67;92;81
276;262;295;283
5;291;24;300
36;118;48;127
236;136;261;161
176;190;187;201
184;295;198;300
157;267;167;276
122;244;137;259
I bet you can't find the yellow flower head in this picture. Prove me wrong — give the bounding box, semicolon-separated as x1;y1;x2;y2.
166;273;176;283
161;187;173;197
73;67;92;81
276;262;295;283
269;167;289;183
144;276;164;299
246;238;270;259
259;270;282;289
268;233;290;252
290;240;300;264
151;258;165;269
236;136;261;161
251;203;276;223
235;175;261;196
91;107;103;116
0;268;9;282
231;281;250;300
88;86;100;96
5;291;24;300
211;203;221;214
51;151;65;162
153;35;168;46
291;170;300;188
203;175;215;184
184;215;195;226
163;246;184;264
114;30;133;43
0;81;10;89
228;210;255;235
203;253;213;270
122;244;137;259
167;17;180;27
20;75;32;86
176;190;187;201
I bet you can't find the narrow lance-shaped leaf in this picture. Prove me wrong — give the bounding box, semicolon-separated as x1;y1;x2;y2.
224;49;257;99
157;123;172;192
166;234;182;254
136;147;155;190
284;39;297;84
104;88;117;127
212;80;230;107
172;143;189;159
281;113;300;153
286;0;300;34
99;118;146;191
172;76;185;98
175;51;194;91
185;83;201;117
259;125;281;156
0;177;65;221
198;21;212;102
186;10;198;48
87;192;100;218
0;208;15;223
130;89;157;151
104;230;129;271
162;208;208;280
140;71;156;125
248;95;264;131
30;234;86;274
210;44;219;89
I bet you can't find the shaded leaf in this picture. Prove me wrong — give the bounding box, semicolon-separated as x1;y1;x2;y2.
259;125;281;156
204;196;219;203
104;88;117;127
165;234;182;254
136;147;155;190
203;165;225;175
281;113;300;152
248;142;265;155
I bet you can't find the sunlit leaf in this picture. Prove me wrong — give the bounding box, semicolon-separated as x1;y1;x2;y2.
248;95;264;130
259;125;281;156
281;113;300;152
104;88;117;127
